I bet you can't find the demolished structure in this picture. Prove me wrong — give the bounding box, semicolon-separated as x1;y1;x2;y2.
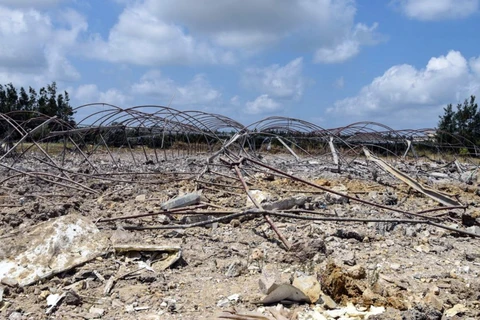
0;104;479;319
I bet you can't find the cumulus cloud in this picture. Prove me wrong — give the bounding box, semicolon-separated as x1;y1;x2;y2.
86;0;381;65
73;84;130;106
470;56;480;75
314;23;381;63
243;58;305;100
396;0;479;21
86;2;234;66
245;94;281;115
328;51;480;127
0;5;86;87
131;70;222;106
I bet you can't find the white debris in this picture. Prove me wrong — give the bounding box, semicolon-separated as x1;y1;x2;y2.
0;214;110;287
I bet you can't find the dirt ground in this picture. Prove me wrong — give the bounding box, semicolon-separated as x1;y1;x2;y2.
0;153;479;319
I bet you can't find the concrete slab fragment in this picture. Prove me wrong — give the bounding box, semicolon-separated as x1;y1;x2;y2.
0;214;109;286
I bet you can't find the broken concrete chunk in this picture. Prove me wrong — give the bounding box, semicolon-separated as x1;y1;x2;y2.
161;192;201;210
0;214;110;287
135;194;146;202
292;273;321;303
0;277;18;287
444;304;468;317
246;190;271;207
466;226;480;236
259;264;281;294
89;306;105;318
320;294;337;309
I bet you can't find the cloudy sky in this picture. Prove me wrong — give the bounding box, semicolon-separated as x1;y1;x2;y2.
1;0;479;129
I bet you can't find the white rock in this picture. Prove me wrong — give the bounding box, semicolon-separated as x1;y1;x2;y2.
228;293;240;301
46;294;60;306
135;194;146;202
246;190;271;207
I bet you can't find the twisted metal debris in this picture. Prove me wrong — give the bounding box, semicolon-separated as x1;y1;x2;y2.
1;104;479;246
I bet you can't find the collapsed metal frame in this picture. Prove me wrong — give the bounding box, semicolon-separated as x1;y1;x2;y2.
1;104;479;250
1;104;479;172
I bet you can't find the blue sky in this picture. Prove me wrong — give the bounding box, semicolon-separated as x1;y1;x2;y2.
1;0;480;129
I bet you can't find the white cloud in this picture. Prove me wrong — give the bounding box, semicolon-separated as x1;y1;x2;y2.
328;51;480;127
314;23;380;63
396;0;479;20
86;0;381;65
0;6;86;87
245;94;281;115
230;95;240;106
73;84;130;106
86;2;234;66
243;57;305;100
131;70;222;106
470;56;480;75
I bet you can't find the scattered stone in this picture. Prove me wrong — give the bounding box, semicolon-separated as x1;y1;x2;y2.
225;260;245;278
320;294;337;309
216;298;230;307
246;190;271;207
0;277;18;287
444;304;468;317
135;194;146;202
259;264;281;294
64;290;82;306
88;307;105;318
8;312;23;320
401;304;442;320
325;185;349;204
283;238;327;263
342;251;356;266
292;273;321;303
345;265;366;280
465;225;480;236
334;229;364;241
228;293;240;302
423;292;443;311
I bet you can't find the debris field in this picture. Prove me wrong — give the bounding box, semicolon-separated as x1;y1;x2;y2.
0;107;479;319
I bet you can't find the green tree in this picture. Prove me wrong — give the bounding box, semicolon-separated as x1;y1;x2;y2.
437;96;480;151
436;103;457;144
454;96;479;144
0;81;76;129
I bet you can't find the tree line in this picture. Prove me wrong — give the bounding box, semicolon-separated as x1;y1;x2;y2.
437;95;480;149
0;82;75;126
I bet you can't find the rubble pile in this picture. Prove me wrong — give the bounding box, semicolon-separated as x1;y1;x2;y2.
0;109;479;319
0;149;478;320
